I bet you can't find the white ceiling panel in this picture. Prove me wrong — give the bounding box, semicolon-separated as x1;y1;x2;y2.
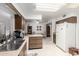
12;3;79;22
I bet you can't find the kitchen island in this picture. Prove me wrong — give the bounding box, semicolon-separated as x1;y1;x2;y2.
28;34;43;49
0;36;28;56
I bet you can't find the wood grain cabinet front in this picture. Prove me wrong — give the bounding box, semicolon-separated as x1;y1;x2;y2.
15;15;22;30
18;43;27;56
29;37;42;49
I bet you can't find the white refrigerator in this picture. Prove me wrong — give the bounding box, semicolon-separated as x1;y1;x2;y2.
56;22;76;52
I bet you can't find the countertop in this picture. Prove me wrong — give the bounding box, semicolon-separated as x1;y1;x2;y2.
0;36;28;56
28;34;43;37
0;34;42;56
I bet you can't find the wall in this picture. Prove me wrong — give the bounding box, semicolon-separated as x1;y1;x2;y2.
0;5;15;35
42;19;56;43
22;18;26;33
51;19;56;42
25;21;45;34
56;13;77;21
43;19;55;42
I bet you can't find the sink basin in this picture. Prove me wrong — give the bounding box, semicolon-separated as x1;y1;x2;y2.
0;39;24;51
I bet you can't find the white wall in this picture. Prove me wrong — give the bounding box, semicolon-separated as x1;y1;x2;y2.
56;13;77;21
52;19;56;33
43;19;56;42
52;19;56;42
25;21;45;34
0;5;15;35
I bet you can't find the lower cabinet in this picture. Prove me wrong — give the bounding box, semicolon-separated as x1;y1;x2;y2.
29;37;42;49
18;43;27;56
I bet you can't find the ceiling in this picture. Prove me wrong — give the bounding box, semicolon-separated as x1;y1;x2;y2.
12;3;79;22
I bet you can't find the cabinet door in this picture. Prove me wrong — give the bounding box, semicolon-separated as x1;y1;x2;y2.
18;43;27;56
66;23;76;51
29;37;42;49
23;43;27;56
15;15;22;29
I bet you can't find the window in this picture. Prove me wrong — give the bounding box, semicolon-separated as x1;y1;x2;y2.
37;26;41;31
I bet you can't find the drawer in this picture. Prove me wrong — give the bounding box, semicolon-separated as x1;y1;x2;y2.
29;44;42;49
29;37;42;49
29;38;42;43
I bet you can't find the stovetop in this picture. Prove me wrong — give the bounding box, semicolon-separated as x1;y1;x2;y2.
0;38;24;52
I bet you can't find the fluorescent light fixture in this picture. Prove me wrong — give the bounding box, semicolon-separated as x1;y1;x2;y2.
35;3;66;12
26;14;42;20
67;3;79;8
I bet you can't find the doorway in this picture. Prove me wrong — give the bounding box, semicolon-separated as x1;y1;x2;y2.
53;23;56;44
53;32;56;44
46;24;50;37
27;26;32;34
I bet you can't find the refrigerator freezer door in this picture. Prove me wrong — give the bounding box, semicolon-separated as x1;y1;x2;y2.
66;23;76;51
56;23;66;51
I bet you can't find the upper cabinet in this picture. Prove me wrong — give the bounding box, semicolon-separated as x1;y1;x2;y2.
15;15;22;30
56;16;77;24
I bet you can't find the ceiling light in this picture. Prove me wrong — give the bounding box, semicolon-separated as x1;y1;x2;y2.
35;3;66;12
67;3;79;8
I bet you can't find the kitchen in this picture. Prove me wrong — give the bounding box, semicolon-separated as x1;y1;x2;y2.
0;3;44;56
0;3;79;56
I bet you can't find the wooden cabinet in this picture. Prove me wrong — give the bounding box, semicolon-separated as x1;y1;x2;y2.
18;43;27;56
56;16;77;24
29;37;42;49
15;15;26;31
15;15;22;30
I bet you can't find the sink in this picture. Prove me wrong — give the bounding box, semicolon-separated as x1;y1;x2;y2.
0;39;24;51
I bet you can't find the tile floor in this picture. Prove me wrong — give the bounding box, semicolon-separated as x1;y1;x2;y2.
27;38;71;56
